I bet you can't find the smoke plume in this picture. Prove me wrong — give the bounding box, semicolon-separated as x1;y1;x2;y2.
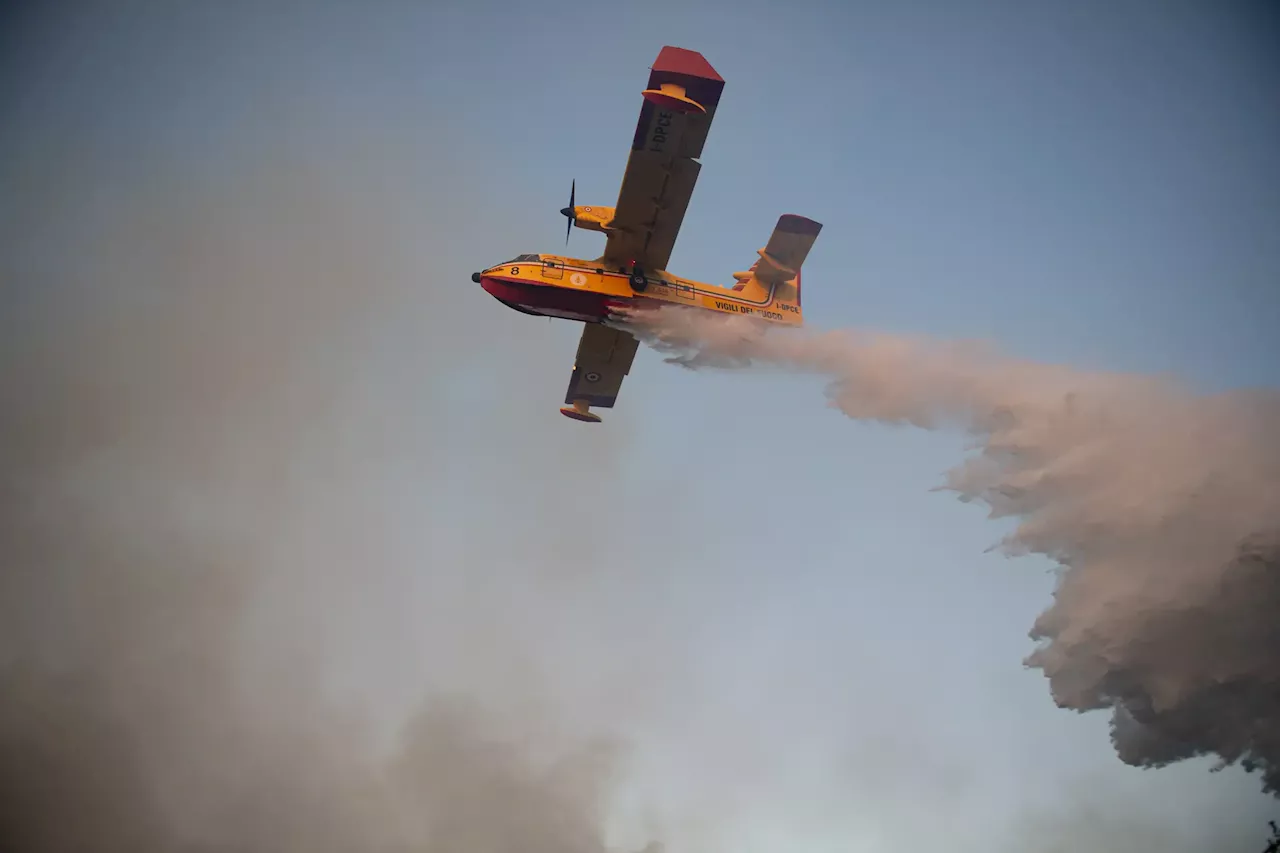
0;130;655;851
615;304;1280;798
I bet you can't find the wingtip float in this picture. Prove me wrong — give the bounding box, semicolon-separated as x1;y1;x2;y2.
558;400;604;423
470;46;822;424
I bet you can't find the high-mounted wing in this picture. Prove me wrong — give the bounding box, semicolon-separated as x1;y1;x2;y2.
559;323;641;423
602;47;725;273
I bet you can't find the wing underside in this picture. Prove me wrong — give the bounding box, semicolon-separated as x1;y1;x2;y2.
563;322;640;410
602;47;725;273
560;48;725;423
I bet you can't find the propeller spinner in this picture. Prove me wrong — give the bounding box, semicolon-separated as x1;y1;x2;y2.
560;179;575;245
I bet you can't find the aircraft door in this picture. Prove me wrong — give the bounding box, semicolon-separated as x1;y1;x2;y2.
541;259;565;281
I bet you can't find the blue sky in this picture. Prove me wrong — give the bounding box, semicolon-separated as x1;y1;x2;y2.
3;1;1278;850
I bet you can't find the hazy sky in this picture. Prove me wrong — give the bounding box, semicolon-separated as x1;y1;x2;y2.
2;2;1278;852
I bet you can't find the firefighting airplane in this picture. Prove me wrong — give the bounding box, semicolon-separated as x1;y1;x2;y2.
470;45;822;423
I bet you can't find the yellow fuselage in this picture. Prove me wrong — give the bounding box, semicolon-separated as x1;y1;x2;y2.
474;252;803;327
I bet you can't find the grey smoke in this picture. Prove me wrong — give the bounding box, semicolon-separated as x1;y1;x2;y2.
4;3;1276;850
616;304;1280;798
0;126;652;851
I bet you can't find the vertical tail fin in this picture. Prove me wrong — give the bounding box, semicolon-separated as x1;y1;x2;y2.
760;214;820;315
757;214;822;281
728;214;820;321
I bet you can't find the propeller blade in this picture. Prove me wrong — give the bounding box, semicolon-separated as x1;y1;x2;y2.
563;179;576;245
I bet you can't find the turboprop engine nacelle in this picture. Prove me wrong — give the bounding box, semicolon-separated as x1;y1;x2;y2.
570;205;616;233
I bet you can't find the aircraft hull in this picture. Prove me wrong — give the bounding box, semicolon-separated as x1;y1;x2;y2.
480;275;625;323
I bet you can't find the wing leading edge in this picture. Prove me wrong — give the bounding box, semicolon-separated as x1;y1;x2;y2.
560;323;641;423
602;47;725;273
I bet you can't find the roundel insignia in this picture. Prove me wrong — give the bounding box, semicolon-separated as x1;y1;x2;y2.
584;371;602;383
570;272;587;286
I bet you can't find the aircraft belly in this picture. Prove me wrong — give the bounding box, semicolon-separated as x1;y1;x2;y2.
536;306;605;322
480;276;621;322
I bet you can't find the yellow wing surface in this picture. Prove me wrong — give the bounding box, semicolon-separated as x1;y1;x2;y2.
601;47;725;273
560;323;641;423
555;47;822;423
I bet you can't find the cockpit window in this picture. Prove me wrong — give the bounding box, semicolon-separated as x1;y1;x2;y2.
503;253;541;264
